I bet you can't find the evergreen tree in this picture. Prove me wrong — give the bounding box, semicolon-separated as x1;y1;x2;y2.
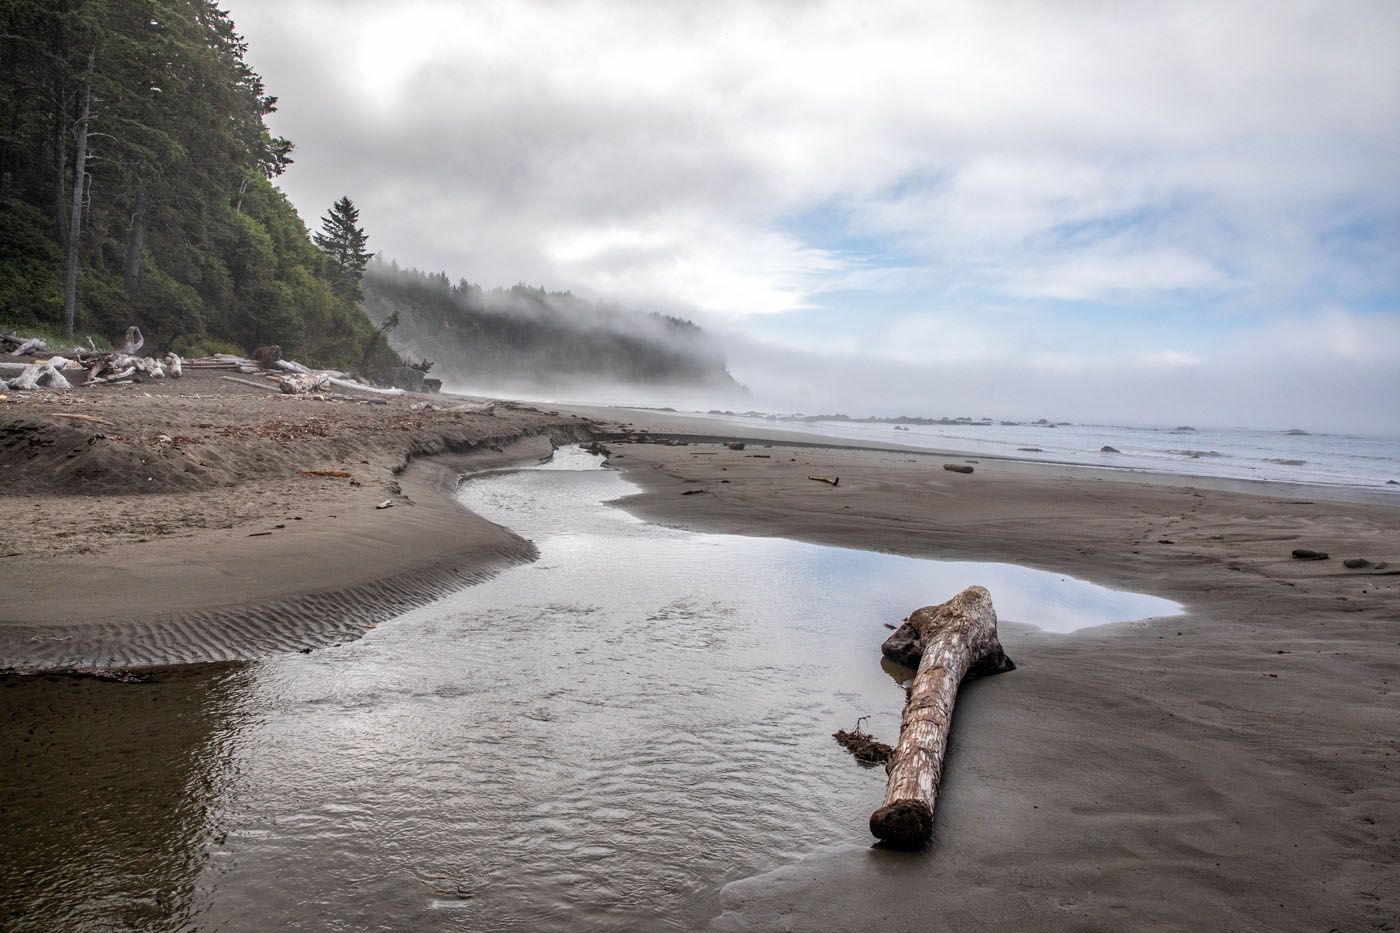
313;196;372;302
0;1;398;372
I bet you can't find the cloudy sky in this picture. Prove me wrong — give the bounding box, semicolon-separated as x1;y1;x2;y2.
232;1;1400;432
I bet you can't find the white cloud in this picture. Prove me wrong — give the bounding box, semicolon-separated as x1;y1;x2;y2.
228;0;1400;430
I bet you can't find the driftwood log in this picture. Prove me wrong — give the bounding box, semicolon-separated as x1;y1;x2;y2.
870;585;1014;848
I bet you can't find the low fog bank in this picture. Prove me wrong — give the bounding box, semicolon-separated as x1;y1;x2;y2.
716;335;1400;438
363;261;744;395
436;375;750;414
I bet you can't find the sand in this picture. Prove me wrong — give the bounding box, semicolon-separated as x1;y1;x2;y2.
570;407;1400;931
3;384;1397;929
0;371;591;666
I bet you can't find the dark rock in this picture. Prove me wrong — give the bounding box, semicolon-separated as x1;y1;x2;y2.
943;463;974;474
1388;479;1399;486
422;377;442;393
1291;548;1328;560
251;344;282;368
383;366;426;392
1100;445;1121;454
1342;558;1371;569
881;621;923;668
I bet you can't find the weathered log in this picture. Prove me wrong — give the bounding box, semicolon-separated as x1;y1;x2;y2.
117;326;144;355
279;372;331;395
50;412;114;426
326;375;403;396
870;585;1014;849
5;358;72;391
220;375;281;392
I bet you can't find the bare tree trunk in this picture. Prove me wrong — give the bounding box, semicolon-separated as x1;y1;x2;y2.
52;81;69;244
123;182;146;291
869;586;1014;849
61;46;94;341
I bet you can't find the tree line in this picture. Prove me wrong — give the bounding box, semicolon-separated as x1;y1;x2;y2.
0;0;398;372
363;262;741;390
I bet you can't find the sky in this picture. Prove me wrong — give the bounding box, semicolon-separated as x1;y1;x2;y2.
231;0;1400;433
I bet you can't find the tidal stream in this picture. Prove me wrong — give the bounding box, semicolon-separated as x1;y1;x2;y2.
1;448;1179;931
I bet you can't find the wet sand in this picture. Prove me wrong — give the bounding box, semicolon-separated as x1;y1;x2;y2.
563;406;1400;931
3;386;1398;929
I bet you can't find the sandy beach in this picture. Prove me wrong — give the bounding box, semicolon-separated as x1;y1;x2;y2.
581;407;1400;931
1;373;590;666
3;387;1397;929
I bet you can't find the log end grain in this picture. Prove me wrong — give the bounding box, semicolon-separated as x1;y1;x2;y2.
869;798;934;849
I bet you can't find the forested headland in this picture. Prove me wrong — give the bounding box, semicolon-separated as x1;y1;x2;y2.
0;1;399;371
1;1;738;392
363;262;743;393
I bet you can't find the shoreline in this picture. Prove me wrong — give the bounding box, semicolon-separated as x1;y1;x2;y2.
3;390;1397;927
562;411;1399;931
0;374;593;669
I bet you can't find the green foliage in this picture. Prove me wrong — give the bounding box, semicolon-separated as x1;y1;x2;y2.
313;196;373;303
0;0;399;374
0;199;63;324
363;261;739;389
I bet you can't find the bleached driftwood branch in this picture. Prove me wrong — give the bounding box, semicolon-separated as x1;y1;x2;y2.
870;585;1014;849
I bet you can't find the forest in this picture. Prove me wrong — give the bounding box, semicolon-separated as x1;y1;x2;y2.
363;262;742;392
0;0;399;372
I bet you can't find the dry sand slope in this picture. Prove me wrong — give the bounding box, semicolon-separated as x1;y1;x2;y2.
567;412;1399;932
0;371;592;667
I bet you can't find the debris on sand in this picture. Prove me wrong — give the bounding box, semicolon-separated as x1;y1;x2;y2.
833;716;893;767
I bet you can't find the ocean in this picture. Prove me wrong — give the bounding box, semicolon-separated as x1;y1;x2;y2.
646;411;1400;491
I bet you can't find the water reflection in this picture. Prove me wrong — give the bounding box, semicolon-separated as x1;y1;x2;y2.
0;665;249;931
0;449;1179;931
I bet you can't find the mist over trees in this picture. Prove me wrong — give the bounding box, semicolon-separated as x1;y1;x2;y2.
363;261;742;392
0;0;398;371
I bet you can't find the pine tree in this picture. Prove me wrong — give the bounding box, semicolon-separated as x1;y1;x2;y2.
313;196;373;302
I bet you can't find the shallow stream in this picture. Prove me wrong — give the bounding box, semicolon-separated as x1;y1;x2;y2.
0;448;1179;931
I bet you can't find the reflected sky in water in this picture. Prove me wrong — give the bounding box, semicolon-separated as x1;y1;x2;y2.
1;448;1178;932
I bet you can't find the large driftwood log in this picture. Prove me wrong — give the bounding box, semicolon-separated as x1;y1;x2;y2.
870;585;1014;848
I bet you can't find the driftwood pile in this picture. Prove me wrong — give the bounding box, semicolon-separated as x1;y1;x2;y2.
2;327;181;390
857;585;1015;850
2;329;401;398
193;353;404;397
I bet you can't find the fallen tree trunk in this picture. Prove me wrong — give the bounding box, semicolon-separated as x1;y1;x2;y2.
870;585;1014;849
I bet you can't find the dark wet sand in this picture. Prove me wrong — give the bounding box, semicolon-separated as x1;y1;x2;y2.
560;406;1400;931
4;388;1398;929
